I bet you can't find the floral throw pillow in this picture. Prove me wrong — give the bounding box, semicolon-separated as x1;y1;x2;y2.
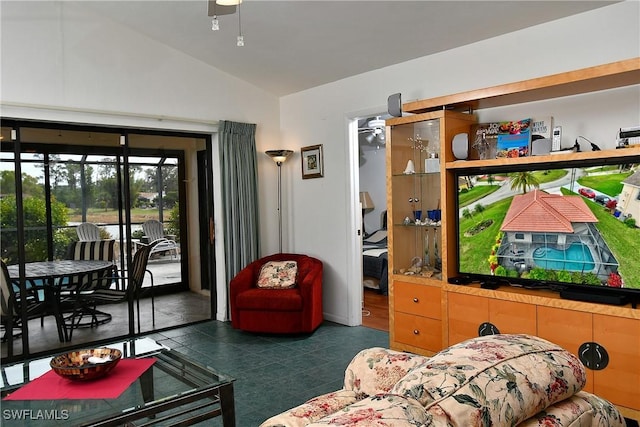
256;261;298;289
392;334;587;426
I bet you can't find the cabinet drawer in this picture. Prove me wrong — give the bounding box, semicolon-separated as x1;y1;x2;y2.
394;312;442;351
394;281;441;319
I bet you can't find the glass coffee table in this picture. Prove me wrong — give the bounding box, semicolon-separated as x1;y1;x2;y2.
1;338;235;426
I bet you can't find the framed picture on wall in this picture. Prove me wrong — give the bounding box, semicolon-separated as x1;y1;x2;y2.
301;144;324;179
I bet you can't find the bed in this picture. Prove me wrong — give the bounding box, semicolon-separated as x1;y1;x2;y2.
362;228;388;295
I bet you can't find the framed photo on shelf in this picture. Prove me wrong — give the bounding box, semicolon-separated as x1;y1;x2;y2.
301;144;324;179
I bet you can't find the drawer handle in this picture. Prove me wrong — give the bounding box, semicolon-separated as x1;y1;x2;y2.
413;329;420;335
413;298;419;303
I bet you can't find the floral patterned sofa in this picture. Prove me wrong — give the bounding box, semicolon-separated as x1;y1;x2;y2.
260;334;625;427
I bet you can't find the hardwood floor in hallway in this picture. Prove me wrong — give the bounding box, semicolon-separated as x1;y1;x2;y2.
361;287;389;332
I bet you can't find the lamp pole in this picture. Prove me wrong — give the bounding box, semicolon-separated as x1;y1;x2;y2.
276;161;283;252
266;150;293;253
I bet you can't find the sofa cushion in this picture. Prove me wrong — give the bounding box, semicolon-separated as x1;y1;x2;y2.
391;334;587;426
259;390;358;427
519;391;625;427
257;260;298;288
236;287;303;311
306;394;429;426
344;347;431;397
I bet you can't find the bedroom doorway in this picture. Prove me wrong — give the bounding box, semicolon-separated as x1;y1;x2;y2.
357;113;390;330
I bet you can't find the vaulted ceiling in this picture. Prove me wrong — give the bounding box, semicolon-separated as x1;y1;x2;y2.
76;1;617;97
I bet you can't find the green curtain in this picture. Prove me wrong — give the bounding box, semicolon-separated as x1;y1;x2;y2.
219;121;260;317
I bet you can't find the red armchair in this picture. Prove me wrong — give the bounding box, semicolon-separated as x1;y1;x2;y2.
230;253;323;333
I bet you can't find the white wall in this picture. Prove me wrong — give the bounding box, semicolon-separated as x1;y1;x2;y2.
280;1;640;326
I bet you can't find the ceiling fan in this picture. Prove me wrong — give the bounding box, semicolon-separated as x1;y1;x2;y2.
207;0;237;17
358;116;386;145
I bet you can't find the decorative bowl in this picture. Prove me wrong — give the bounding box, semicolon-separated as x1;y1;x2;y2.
50;348;122;381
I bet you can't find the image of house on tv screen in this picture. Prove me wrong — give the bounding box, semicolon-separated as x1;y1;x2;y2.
458;164;640;288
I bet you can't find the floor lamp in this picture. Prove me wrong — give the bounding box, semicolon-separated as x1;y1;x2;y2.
266;149;293;253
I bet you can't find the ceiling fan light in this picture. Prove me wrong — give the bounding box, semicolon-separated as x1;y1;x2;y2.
365;133;375;144
216;0;241;5
236;1;243;46
367;118;385;129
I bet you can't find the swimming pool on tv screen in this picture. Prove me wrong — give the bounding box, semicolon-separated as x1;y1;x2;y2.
532;243;596;272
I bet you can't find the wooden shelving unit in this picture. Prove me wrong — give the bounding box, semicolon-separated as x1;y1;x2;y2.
386;58;640;420
403;58;640;114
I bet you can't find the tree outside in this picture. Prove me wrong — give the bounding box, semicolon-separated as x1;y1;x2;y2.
0;194;72;263
1;156;180;262
510;171;540;194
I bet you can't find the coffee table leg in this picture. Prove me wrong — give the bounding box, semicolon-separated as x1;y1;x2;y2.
219;382;235;427
140;365;154;403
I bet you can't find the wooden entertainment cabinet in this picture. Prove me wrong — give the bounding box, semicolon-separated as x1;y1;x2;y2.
385;58;640;419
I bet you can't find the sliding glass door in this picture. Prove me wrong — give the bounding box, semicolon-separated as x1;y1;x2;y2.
1;121;213;361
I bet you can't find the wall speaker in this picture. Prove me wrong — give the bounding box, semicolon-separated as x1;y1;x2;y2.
452;133;468;160
387;93;402;117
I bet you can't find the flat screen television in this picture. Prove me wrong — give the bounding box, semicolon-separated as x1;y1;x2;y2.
454;153;640;307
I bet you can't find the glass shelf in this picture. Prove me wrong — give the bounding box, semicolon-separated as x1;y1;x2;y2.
392;171;440;178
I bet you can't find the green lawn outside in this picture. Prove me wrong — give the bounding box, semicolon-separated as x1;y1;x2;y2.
561;188;639;288
458;197;512;274
68;208;161;224
585;165;622;173
458;185;500;208
530;169;568;185
577;171;632;197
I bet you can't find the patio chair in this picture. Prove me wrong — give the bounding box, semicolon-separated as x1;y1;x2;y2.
61;243;154;339
1;261;53;358
142;220;179;259
65;240;118;289
76;222;101;241
61;240;118;331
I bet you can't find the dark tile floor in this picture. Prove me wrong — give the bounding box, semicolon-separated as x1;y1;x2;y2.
3;309;389;426
2;291;212;359
152;320;390;426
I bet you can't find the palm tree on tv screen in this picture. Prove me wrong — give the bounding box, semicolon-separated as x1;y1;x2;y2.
510;172;540;194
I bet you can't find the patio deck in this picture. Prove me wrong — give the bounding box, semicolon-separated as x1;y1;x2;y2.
1;253;212;360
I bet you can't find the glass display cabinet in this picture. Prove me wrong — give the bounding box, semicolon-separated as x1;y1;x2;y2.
386;110;476;355
389;118;442;279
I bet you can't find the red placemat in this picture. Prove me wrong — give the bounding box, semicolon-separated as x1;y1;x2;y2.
3;358;156;400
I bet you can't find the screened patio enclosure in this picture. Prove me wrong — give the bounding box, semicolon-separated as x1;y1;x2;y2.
1;120;215;361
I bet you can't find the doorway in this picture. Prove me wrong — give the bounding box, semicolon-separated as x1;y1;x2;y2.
352;113;390;330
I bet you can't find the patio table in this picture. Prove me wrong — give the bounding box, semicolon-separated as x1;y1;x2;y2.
7;260;115;342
